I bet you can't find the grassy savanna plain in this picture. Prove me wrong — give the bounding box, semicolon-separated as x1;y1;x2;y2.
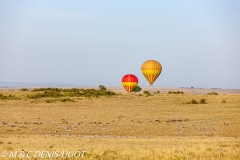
0;87;240;160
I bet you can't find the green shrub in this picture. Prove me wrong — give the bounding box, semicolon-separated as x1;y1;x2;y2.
27;90;63;99
32;88;51;92
27;93;43;99
27;88;117;99
132;86;142;92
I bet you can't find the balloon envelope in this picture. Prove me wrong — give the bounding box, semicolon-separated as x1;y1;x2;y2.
141;60;162;86
121;74;138;93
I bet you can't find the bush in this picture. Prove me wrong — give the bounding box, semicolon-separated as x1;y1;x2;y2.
168;91;184;94
132;86;142;92
191;99;198;104
199;99;206;104
186;99;207;104
21;88;29;91
207;92;219;95
27;88;117;99
143;91;151;96
143;90;149;94
99;85;107;91
27;90;63;99
186;99;198;104
32;88;57;92
0;94;19;100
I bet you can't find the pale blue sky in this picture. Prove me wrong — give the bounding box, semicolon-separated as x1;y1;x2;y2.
0;1;240;88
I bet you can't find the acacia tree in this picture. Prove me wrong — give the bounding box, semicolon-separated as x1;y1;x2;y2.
99;85;107;91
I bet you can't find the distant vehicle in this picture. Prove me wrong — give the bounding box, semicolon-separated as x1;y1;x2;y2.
121;74;138;93
141;60;162;86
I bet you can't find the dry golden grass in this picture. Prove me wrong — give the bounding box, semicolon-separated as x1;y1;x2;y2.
0;88;240;159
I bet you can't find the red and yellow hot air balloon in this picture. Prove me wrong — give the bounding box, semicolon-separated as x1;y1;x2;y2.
121;74;138;93
141;60;162;86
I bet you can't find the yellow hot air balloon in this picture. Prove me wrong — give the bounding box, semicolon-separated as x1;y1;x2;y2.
141;60;162;86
